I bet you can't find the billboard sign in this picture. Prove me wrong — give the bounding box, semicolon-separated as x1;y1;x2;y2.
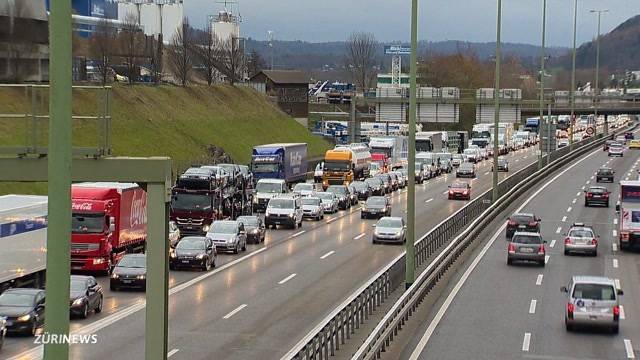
384;45;411;55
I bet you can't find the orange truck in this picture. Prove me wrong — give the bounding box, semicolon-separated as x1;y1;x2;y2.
322;149;354;190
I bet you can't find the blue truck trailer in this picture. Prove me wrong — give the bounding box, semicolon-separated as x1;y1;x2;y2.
251;143;308;185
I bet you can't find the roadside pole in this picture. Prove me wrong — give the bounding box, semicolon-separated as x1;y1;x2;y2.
406;0;418;289
537;0;547;170
492;0;502;203
569;0;578;151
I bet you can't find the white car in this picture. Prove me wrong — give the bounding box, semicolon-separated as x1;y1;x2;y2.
265;196;303;229
316;192;339;214
169;221;181;248
293;183;316;197
301;197;324;220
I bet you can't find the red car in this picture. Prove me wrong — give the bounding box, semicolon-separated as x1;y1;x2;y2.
448;182;471;200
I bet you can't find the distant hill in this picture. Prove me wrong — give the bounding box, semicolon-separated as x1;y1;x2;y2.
554;15;640;71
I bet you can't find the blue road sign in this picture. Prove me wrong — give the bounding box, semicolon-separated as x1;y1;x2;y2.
384;45;411;55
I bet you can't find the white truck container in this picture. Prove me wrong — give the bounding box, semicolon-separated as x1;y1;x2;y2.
368;136;409;170
415;132;444;153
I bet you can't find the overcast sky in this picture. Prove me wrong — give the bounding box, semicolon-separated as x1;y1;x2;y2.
186;0;640;47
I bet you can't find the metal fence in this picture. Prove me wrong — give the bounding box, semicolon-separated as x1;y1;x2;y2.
283;129;612;360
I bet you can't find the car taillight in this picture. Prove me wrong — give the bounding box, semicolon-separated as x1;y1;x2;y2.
603;193;609;198
564;237;571;244
621;231;629;240
463;190;469;195
586;192;593;197
449;190;454;194
529;221;538;227
613;305;620;321
508;243;516;253
591;238;598;245
508;220;517;226
537;245;545;254
567;303;574;319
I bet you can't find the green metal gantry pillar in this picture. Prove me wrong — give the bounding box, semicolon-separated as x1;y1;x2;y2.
44;0;73;358
492;0;502;203
406;0;418;289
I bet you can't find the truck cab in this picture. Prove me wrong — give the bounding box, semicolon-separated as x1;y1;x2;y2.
322;149;355;190
617;181;640;250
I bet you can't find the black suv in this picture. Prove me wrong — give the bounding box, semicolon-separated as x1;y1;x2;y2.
326;185;351;210
596;167;614;183
506;213;541;239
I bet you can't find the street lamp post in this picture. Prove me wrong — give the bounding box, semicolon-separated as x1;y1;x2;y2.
492;0;502;203
538;0;547;169
406;0;418;289
591;9;609;136
569;0;578;151
267;30;274;70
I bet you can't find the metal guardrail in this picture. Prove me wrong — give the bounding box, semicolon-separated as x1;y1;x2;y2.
283;129;612;360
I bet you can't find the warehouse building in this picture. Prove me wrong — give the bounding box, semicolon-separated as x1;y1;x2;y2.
250;70;309;118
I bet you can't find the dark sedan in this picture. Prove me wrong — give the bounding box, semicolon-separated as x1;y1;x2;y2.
326;185;352;210
361;196;391;219
69;275;103;318
350;181;372;200
596;167;614;183
456;162;476;178
374;174;392;194
584;186;610;207
0;288;45;336
110;254;147;291
365;178;385;196
506;213;541;239
170;236;216;271
237;216;265;244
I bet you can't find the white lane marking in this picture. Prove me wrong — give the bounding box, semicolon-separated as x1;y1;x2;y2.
291;230;306;238
620;305;626;320
613;230;618;237
624;339;635;359
522;333;531;352
442;190;449;195
613;243;618;252
550;240;556;248
576;192;581;197
168;349;180;358
354;233;366;240
326;217;337;224
222;304;248;319
545;255;550;264
561;216;567;222
614;218;619;225
425;198;433;203
572;198;577;204
590;175;595;180
536;274;543;286
556;227;562;234
529;299;537;314
626;176;630;181
581;185;586;190
615;278;622;290
567;207;573;212
278;273;297;285
484;171;490;175
585;180;590;185
320;251;335;260
613;259;619;268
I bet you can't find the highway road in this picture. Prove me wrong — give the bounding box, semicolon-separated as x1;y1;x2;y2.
4;146;539;360
400;140;640;359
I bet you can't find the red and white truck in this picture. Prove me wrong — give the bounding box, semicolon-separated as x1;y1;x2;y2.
617;180;640;250
71;183;147;272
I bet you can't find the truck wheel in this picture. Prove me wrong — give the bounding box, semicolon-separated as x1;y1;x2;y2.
95;296;103;313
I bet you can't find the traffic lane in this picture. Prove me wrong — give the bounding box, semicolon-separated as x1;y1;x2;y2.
410;148;637;360
64;149;540;360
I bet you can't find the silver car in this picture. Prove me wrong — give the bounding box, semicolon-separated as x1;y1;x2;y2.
372;217;406;245
507;231;546;266
169;221;181;248
562;276;623;333
293;183;316;197
301;196;324;220
316;192;339;214
206;220;247;254
564;223;598;256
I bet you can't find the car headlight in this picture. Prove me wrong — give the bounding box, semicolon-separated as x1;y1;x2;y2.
17;314;31;322
196;253;206;259
251;229;259;234
136;274;146;280
253;198;258;204
72;298;84;306
170;251;176;258
202;225;210;232
288;213;294;217
111;273;120;279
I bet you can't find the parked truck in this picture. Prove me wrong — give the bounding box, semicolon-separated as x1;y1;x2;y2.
617;181;640;250
251;143;308;186
0;195;48;293
415;132;443;153
368;136;408;170
322;144;371;189
70;183;147;273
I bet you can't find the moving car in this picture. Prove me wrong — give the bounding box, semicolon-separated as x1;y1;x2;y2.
562;276;622;333
372;217;406;244
625;131;634;140
169;236;216;271
629;139;640;149
361;196;391;219
391;171;407;189
451;154;464;167
584;186;610;207
456;162;476;178
564;223;598;256
492;158;509;172
596;167;614;183
0;288;45;336
316;192;339;214
236;216;265;244
169;220;181;248
603;140;616;151
110;254;147;290
365;177;385;196
346;184;359;205
463;148;481;163
293;183;316;197
265;196;303;229
206;220;247;253
326;185;352;210
350;181;372;200
608;143;624;157
301;197;324;221
615;135;627;145
506;213;541;239
377;173;396;192
415;163;427;184
448;182;471;200
507;232;546;266
69;275;103;319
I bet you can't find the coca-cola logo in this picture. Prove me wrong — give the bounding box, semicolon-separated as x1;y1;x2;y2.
72;202;93;211
130;191;147;227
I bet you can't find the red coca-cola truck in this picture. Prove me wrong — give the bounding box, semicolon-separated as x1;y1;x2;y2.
71;183;147;273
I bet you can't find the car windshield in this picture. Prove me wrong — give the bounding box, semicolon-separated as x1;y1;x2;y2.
370;163;380;170
365;179;381;187
117;256;146;268
71;213;105;234
464;149;477;155
451;183;468;189
610;144;623;149
327;186;347;195
70;279;87;292
269;199;294;209
252;163;280;173
177;238;206;250
498;159;507;164
0;293;35;307
256;182;283;193
237;217;258;226
351;182;368;190
377;218;402;228
569;229;594;238
366;197;386;206
437;154;452;160
598;169;612;175
512;215;534;224
460;163;473;170
572;283;616;301
210;222;237;234
239;166;249;175
294;183;314;192
324;160;350;172
511;235;542;244
171;193;211;211
589;187;607;194
317;193;334;200
453;154;463;160
301;198;321;206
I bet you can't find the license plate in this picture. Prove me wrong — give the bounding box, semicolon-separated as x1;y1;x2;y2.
122;279;132;284
181;260;190;264
186;226;193;230
5;321;12;326
520;248;534;253
593;195;601;198
518;225;526;229
589;315;598;320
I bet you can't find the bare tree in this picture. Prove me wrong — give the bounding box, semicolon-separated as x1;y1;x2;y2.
345;32;378;90
168;18;194;86
89;19;115;85
218;35;245;85
118;13;142;84
192;27;218;86
246;49;266;78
